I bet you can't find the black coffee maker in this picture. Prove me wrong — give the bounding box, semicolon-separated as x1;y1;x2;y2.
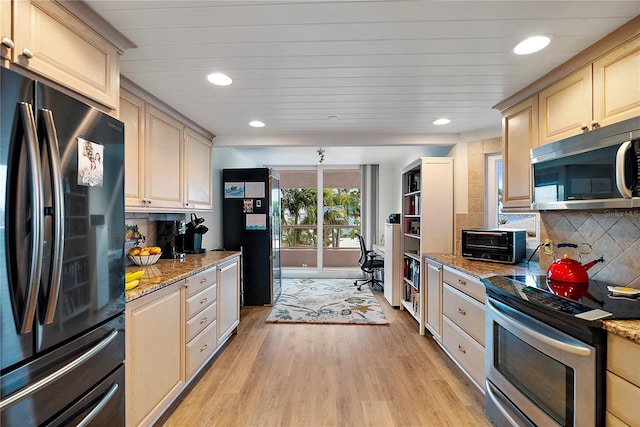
156;220;187;259
184;213;208;254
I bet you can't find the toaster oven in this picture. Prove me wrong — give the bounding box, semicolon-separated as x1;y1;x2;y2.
461;229;526;264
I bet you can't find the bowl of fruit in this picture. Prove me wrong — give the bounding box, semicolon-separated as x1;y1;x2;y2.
127;246;162;266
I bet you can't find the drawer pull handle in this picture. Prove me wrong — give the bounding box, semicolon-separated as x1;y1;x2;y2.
200;278;207;283
458;279;466;286
458;345;466;354
200;297;208;304
200;344;208;352
458;308;466;315
200;317;208;324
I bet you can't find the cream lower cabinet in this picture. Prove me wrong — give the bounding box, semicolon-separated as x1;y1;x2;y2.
425;259;443;342
606;333;640;427
440;266;485;390
185;267;218;380
383;223;402;307
126;280;186;427
217;256;240;346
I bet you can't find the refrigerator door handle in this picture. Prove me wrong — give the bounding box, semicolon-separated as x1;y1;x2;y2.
0;329;119;411
40;109;65;324
76;383;119;427
15;102;44;334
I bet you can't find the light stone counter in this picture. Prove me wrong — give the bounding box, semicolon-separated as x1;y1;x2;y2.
424;253;640;345
125;251;241;302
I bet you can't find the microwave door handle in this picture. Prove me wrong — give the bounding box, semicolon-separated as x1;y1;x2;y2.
616;141;633;199
15;103;44;334
40;109;65;325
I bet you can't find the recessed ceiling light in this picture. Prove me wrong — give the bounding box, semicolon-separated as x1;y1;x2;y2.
433;118;451;125
249;120;265;128
207;72;232;86
327;115;339;120
514;36;551;55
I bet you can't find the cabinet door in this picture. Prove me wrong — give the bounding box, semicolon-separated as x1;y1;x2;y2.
13;1;119;108
425;261;442;342
120;90;146;208
217;257;240;346
0;0;11;60
184;128;213;210
501;96;538;209
593;36;640;127
145;105;184;209
539;65;593;145
126;283;185;427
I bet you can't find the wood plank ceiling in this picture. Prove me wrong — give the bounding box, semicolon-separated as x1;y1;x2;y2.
86;1;640;163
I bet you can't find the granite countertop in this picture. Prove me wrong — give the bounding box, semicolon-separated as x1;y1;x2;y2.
125;251;241;302
424;253;640;345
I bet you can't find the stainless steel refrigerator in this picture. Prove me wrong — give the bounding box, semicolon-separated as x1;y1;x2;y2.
222;168;281;306
1;67;125;425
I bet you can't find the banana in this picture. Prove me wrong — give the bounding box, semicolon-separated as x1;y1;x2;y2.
125;270;145;283
125;279;140;291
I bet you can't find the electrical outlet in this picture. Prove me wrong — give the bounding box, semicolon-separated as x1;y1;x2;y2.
542;239;554;255
543;238;553;247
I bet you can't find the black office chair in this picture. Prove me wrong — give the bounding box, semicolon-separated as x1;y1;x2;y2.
354;235;384;291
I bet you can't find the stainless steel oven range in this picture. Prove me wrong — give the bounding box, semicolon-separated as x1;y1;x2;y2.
481;275;640;427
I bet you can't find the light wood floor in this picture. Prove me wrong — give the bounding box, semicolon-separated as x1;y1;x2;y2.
159;290;492;427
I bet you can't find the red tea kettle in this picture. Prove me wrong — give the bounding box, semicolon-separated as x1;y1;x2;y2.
547;252;604;283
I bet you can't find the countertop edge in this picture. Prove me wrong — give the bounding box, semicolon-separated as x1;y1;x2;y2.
423;253;640;345
125;251;241;302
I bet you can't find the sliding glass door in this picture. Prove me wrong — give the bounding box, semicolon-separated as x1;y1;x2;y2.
279;168;361;272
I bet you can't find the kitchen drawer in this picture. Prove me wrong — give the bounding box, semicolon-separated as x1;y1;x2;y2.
443;267;484;302
185;320;217;380
186;284;217;318
185;267;217;297
607;334;640;388
442;316;485;388
606;371;640;427
442;284;485;346
186;301;217;342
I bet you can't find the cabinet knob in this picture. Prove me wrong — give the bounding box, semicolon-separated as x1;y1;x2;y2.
1;37;14;49
458;308;466;315
22;48;34;59
580;124;589;132
591;120;600;130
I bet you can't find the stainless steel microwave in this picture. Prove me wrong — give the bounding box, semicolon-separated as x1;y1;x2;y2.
530;116;640;210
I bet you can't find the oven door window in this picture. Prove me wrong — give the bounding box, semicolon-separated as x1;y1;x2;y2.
495;324;574;426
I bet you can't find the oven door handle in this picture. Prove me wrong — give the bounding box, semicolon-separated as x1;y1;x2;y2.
487;298;592;357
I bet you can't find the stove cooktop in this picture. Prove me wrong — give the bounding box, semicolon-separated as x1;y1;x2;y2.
482;275;640;321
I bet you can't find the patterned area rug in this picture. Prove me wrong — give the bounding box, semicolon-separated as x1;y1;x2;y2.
265;278;389;325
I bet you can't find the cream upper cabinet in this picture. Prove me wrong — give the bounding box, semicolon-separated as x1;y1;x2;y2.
184;128;213;210
501;95;538;209
12;0;120;109
1;0;11;60
538;65;593;146
120;89;147;208
145;105;185;210
593;36;640;127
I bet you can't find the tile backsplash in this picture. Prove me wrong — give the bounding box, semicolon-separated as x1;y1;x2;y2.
539;210;640;288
